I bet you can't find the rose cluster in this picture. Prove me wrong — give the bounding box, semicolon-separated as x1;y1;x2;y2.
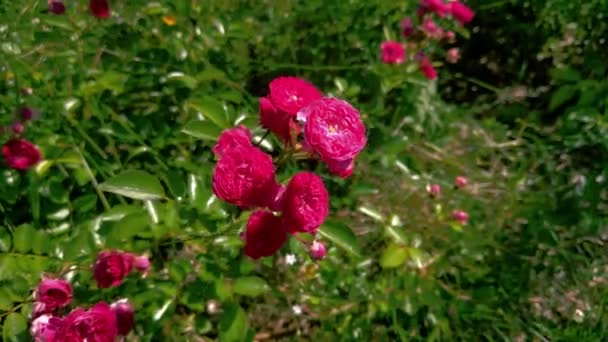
47;0;111;18
380;0;475;80
212;76;367;260
30;250;149;341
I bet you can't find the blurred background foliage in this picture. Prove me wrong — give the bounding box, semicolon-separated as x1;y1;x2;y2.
1;0;608;341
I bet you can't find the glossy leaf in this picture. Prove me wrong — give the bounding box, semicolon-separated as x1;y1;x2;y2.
100;170;166;200
318;221;361;256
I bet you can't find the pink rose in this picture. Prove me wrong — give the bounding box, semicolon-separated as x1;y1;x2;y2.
243;210;287;259
450;1;475;25
419;56;437;80
454;175;468;188
93;250;135;288
212;145;279;208
11;122;24;135
259;77;322;142
89;0;110;19
422;18;444;39
212;126;252;158
444;31;456;43
446;48;460;63
282;172;329;234
47;0;65;15
2;138;42;170
427;183;441;196
298;98;366;178
110;299;135;336
309;241;327;260
31;314;63;342
419;0;450;17
55;302;118;342
380;41;405;64
35;278;73;312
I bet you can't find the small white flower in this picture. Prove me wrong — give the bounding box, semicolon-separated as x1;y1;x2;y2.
292;305;303;315
285;254;297;265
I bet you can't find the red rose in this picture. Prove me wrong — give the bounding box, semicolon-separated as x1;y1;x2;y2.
269;77;322;116
35;278;73;312
259;97;297;142
212;145;279;208
110;299;135;336
93;251;135;288
282;172;329;234
47;0;66;15
298;98;366;177
259;77;322;142
2;138;42;170
55;302;118;342
212;126;252;158
31;314;62;342
419;56;437;80
89;0;110;19
450;1;475;25
243;210;287;259
380;41;405;64
420;0;450;17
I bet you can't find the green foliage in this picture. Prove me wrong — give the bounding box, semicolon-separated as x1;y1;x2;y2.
1;0;608;341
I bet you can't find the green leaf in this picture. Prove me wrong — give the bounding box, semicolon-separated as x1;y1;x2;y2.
100;170;165;200
380;243;408;268
109;212;150;240
549;67;581;83
233;276;270;297
182;120;223;141
318;221;361;256
219;304;249;342
2;313;27;342
13;225;36;253
549;85;577;111
187;96;229;128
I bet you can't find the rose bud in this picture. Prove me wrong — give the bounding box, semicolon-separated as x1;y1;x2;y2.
418;56;437;80
259;76;322;143
2;138;42;170
243;210;288;259
454;175;468;188
309;241;327;260
47;0;66;15
133;254;151;277
93;250;135;288
11;122;24;135
298;98;366;178
380;41;405;64
450;1;475;25
20;107;40;121
31;314;63;342
212;145;280;209
426;184;441;196
444;31;456;42
452;210;469;225
212;126;252;158
401;18;415;37
422;18;444;39
35;278;73;313
446;48;460;63
110;299;135;336
282;172;329;234
89;0;110;19
55;302;118;341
